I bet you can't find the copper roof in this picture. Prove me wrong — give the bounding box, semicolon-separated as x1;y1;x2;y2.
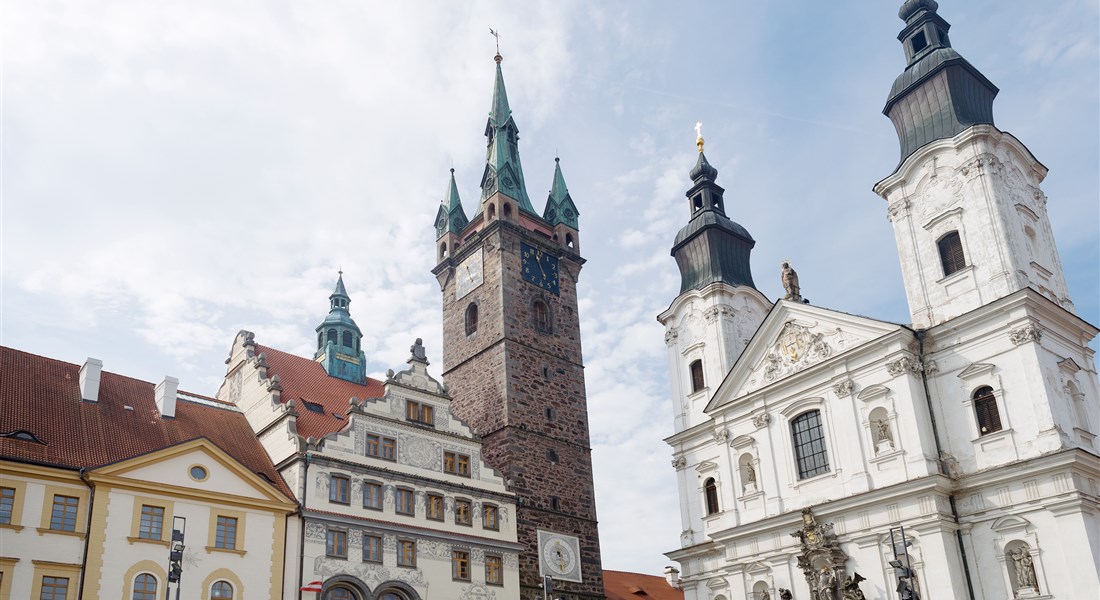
255;344;385;440
604;570;684;600
0;346;293;500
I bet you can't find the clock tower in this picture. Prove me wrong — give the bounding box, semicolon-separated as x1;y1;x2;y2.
432;52;605;600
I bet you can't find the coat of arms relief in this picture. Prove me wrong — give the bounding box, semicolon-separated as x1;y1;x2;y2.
745;322;860;392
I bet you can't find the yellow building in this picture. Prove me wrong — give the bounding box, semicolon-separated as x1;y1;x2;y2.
0;346;298;600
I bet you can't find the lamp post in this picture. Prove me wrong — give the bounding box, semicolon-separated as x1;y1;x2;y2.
165;516;186;600
888;525;919;600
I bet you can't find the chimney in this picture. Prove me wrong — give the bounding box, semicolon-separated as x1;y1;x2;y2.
79;358;103;402
155;376;179;418
664;566;681;590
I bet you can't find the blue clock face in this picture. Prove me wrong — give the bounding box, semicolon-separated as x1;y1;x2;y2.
521;242;560;295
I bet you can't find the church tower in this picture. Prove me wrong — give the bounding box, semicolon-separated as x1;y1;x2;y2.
874;0;1075;329
658;134;771;433
432;52;605;600
314;272;368;384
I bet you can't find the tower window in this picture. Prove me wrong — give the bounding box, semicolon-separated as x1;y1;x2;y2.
791;410;830;479
565;233;575;249
534;300;551;333
973;386;1003;435
327;329;337;344
911;31;928;53
546;407;556;421
465;303;479;335
317;332;323;348
549;496;561;511
547;449;559;464
440;242;448;260
937;231;967;276
689;360;705;393
503;203;513;218
342;331;353;348
703;477;719;515
488;204;496;220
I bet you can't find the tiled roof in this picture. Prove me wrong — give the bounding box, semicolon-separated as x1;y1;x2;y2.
255;344;385;440
0;346;294;500
604;570;684;600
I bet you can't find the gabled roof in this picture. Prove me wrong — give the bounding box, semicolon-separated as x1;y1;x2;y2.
603;570;684;600
256;344;385;439
0;346;293;499
705;301;910;412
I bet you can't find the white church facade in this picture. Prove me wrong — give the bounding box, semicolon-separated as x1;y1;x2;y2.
661;2;1099;600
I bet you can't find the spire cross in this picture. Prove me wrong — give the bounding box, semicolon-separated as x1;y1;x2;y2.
490;28;502;60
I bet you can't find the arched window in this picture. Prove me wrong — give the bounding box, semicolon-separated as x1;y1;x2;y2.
488;203;497;220
973;386;1002;435
703;477;720;515
211;581;234;599
325;588;355;600
791;410;830;479
503;203;513;218
465;303;479;336
327;329;337;344
534;300;551;333
132;574;157;600
317;332;323;348
342;331;353;348
439;242;448;260
565;233;575;249
689;360;705;393
937;231;966;276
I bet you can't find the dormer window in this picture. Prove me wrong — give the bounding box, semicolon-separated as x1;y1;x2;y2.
406;400;434;427
911;30;928;54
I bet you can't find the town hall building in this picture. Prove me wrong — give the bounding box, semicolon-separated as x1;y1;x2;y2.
661;2;1099;600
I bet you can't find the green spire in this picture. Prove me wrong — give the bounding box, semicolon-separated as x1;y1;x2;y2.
542;157;580;230
435;168;469;238
479;55;537;215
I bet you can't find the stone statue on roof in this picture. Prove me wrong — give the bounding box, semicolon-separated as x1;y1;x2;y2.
782;261;802;302
410;338;428;363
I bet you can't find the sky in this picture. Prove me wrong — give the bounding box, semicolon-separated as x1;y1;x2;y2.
3;0;1098;577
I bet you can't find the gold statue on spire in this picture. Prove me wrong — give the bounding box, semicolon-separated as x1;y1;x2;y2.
695;121;705;152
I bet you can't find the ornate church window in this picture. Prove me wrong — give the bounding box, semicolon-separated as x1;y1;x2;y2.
973;386;1002;435
791;410;830;479
703;477;720;515
690;360;705;393
465;303;478;336
937;231;966;276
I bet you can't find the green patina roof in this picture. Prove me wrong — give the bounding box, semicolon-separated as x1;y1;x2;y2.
435;169;469;238
478;58;536;216
542;158;580;230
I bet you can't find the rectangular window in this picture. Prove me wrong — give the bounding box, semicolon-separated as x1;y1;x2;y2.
363;534;382;563
406;400;434;426
0;487;14;525
483;504;499;531
138;504;165;540
485;555;503;585
49;495;79;532
215;516;238;550
791;410;830;480
452;550;470;581
40;576;69;600
455;499;471;526
396;488;414;516
426;494;444;521
363;482;382;510
326;529;348;558
398;540;416;567
444;451;471;477
330;475;350;504
367;434;397;461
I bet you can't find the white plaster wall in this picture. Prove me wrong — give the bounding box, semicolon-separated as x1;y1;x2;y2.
0;475;87;600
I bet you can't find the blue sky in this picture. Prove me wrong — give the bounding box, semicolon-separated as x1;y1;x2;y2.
3;0;1097;575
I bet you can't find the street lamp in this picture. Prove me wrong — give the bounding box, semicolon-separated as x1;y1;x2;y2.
165;516;186;600
888;525;919;600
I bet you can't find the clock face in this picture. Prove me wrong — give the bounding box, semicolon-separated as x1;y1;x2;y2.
537;531;582;582
455;248;484;300
521;242;559;295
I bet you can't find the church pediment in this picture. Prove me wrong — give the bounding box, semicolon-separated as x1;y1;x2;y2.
707;302;904;411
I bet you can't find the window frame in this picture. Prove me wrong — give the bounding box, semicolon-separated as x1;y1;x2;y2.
138;504;165;540
485;554;504;586
132;573;158;600
703;477;720;516
329;474;350;505
452;550;471;581
326;528;348;559
214;515;239;550
366;434;397;462
533;299;552;334
426;494;445;521
0;486;16;526
790;410;831;480
210;580;234;599
689;359;705;393
397;539;416;568
455;498;472;526
937;231;967;277
444;451;471;477
363;533;383;564
483;504;499;531
406;400;435;427
395;488;415;516
49;495;80;532
363;481;383;511
973;386;1003;436
465;303;479;336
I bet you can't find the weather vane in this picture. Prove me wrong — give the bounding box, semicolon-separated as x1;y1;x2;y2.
490;28;502;60
695;121;705;152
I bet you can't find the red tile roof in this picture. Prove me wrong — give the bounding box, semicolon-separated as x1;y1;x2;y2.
255;344;385;441
0;346;294;500
604;570;684;600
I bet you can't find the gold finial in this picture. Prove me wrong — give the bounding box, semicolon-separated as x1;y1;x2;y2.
490;28;503;63
695;121;704;152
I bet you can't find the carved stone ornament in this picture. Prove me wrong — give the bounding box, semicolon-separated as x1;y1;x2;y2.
752;413;771;429
713;429;730;444
791;508;851;600
762;322;833;384
665;328;679;346
671;457;687;469
832;380;854;398
886;356;922;378
1009;323;1042;346
887;199;911;222
704;305;735;323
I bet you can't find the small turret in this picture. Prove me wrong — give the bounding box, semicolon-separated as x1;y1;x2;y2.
543;157;581;253
314;272;367;384
435;169;469;262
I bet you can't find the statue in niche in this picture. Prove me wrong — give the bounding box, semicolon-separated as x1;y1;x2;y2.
1011;547;1038;591
744;461;757;488
760;589;770;600
874;418;895;450
781;262;802;302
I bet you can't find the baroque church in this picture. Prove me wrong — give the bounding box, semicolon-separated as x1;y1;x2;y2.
661;2;1099;600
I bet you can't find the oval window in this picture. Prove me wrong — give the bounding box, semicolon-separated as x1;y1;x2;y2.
190;465;208;481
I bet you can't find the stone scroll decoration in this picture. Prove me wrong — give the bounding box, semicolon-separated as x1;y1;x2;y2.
1009;323;1042;346
790;508;865;600
744;322;859;393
